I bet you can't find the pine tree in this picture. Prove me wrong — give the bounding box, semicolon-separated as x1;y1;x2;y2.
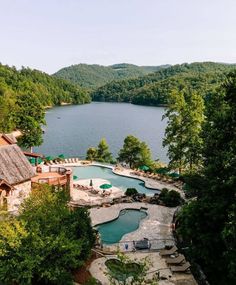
118;135;152;168
96;138;113;163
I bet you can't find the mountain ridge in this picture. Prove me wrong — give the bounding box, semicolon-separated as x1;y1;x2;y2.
53;63;170;89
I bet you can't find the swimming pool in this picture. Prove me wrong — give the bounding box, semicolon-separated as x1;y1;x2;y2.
96;209;147;244
73;165;159;195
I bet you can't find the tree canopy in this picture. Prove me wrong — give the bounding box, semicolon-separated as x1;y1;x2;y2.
163;88;205;173
118;135;153;168
91;62;236;106
177;71;236;285
0;63;90;148
86;138;113;163
54;63;167;89
0;184;95;285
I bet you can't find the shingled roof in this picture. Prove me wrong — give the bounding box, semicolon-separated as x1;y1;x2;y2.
0;144;35;185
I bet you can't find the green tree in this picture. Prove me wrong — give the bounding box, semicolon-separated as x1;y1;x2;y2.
96;138;113;163
86;147;98;161
16;92;46;149
177;72;236;285
0;184;95;285
163;89;204;173
0;88;16;132
118;135;152;168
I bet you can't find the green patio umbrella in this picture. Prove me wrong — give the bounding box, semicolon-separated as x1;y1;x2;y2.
28;158;36;164
58;154;65;159
139;165;149;171
168;172;179;178
155;167;169;174
45;156;54;161
73;175;78;180
100;183;112;189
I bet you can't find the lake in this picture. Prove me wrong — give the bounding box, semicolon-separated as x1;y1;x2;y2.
36;102;168;162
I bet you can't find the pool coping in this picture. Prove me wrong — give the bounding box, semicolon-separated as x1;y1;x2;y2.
50;161;184;196
71;162;162;192
90;203;176;250
93;207;148;227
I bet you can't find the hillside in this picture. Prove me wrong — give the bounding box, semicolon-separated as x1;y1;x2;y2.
53;63;169;89
91;62;236;106
0;63;90;137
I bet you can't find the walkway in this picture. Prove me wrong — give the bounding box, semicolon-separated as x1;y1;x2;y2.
89;252;198;285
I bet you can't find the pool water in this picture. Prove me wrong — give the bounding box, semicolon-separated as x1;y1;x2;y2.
73;166;159;195
96;209;147;244
105;259;141;281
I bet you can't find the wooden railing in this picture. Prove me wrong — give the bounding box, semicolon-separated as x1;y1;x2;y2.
49;166;67;175
33;175;68;186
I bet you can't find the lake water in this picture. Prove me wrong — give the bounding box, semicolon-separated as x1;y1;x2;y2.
36;102;168;162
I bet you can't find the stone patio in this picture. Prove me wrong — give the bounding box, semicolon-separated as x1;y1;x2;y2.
90;203;176;251
89;252;198;285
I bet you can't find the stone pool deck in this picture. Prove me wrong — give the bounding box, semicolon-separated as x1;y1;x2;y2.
89;252;198;285
71;178;124;206
57;161;184;196
112;167;184;197
90;203;176;250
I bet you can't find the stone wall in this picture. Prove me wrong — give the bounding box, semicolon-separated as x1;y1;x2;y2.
7;180;32;213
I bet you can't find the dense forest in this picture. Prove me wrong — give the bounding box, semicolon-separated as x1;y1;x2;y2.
0;63;90;147
92;62;236;105
53;63;169;89
172;72;236;285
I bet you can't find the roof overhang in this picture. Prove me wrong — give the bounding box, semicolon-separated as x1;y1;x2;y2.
0;179;14;190
23;151;44;158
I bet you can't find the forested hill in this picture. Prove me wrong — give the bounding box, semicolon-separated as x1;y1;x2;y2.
91;62;236;106
0;63;90;142
53;63;169;89
0;64;90;107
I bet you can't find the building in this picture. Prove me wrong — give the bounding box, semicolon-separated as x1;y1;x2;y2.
0;143;35;212
0;133;73;212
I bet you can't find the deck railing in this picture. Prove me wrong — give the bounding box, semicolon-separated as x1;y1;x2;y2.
49;166;67;175
33;175;68;186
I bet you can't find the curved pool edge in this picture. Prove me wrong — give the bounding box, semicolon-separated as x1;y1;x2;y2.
94;163;161;192
93;207;148;227
65;161;161;192
95;208;148;244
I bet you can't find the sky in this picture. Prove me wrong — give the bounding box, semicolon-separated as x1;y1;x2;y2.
1;0;236;74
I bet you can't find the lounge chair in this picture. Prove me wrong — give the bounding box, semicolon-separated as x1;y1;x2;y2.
170;261;191;273
134;238;151;250
165;254;185;265
159;245;178;257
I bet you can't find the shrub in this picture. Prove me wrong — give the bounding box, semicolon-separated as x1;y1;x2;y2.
125;188;138;196
159;188;182;207
84;277;102;285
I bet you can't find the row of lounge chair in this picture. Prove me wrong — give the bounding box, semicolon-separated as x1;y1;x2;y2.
73;184;111;197
73;184;93;191
44;158;91;166
159;245;191;273
131;170;183;188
